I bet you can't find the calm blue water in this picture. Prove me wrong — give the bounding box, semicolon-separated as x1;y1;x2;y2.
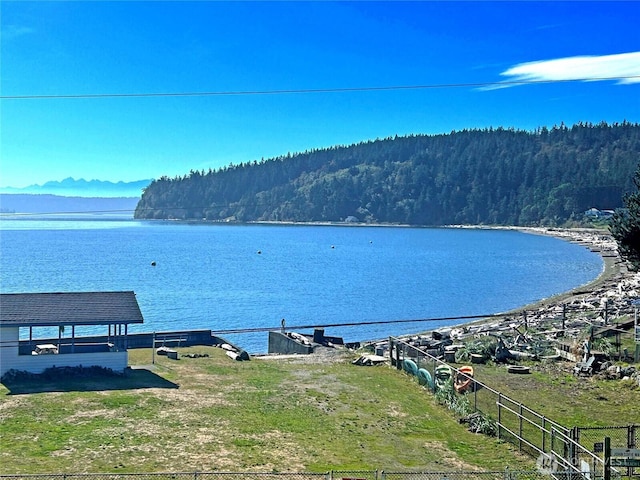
0;218;603;352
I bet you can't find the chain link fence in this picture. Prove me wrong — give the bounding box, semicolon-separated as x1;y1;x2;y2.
572;425;639;451
0;470;583;480
571;425;640;478
380;470;537;480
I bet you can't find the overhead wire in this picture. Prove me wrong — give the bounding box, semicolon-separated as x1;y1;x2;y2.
2;75;636;217
0;199;304;217
209;313;506;336
2;75;640;100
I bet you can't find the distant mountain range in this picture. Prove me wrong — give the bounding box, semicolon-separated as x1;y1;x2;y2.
0;177;152;198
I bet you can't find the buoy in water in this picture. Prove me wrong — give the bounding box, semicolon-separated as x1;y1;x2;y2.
151;261;156;266
257;250;262;254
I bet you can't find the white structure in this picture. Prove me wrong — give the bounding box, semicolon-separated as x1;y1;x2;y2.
0;291;144;378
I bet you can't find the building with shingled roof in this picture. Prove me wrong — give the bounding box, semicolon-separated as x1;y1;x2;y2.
0;291;144;377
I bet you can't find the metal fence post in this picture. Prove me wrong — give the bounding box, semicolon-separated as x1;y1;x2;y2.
518;403;523;451
569;426;578;468
497;393;502;440
604;436;611;480
473;380;478;411
432;357;437;393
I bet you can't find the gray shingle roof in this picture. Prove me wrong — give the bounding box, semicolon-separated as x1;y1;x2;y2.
0;291;145;327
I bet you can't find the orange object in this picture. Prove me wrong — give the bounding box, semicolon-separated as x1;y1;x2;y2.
454;365;474;393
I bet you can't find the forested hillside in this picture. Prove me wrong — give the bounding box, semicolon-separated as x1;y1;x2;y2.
134;122;640;226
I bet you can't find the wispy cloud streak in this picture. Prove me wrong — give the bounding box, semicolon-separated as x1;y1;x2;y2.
2;25;35;40
484;52;640;90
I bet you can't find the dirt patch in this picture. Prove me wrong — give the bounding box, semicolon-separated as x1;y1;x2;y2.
254;346;355;364
421;441;482;471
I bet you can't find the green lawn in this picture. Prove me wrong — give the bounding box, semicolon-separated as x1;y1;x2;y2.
0;347;532;474
470;360;640;427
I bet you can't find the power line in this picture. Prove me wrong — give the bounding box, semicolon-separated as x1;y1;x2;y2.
2;76;639;100
0;209;137;217
210;313;506;336
0;201;276;217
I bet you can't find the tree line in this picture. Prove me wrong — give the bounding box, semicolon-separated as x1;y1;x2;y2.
134;121;640;227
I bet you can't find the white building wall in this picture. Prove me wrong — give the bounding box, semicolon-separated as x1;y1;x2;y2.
12;352;127;373
0;326;129;377
6;351;129;375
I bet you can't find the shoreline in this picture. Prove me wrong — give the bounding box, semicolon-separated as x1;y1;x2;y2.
245;223;636;351
377;226;638;348
510;227;629;309
504;227;620;308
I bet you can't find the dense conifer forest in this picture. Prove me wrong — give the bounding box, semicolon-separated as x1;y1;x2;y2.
134;122;640;226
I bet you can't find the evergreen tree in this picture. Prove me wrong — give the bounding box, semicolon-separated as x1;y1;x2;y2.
134;123;640;226
610;164;640;269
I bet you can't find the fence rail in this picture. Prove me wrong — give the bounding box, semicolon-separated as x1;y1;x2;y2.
387;337;627;480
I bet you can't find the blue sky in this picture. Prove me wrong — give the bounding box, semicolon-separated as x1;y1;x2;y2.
1;1;639;188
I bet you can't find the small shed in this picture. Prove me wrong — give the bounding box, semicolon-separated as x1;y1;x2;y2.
0;291;144;377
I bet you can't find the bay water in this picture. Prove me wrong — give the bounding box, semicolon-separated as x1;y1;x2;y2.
0;218;603;353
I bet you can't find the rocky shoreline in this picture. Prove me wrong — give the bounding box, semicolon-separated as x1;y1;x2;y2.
512;227;636;316
367;227;639;367
265;227;639;371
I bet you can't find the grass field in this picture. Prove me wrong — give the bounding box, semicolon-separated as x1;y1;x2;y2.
0;347;533;474
471;361;639;427
1;345;637;475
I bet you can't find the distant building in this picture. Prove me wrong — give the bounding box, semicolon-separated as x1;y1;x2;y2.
584;208;614;219
0;291;144;378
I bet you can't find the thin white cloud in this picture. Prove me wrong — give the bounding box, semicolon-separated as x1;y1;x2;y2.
2;25;35;40
485;52;640;90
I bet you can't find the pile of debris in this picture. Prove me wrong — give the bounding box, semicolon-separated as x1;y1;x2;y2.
361;229;639;384
599;363;639;382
